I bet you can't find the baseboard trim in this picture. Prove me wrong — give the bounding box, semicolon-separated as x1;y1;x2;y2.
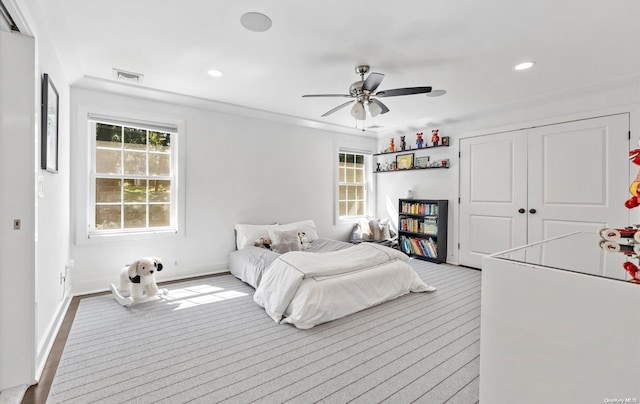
34;294;72;383
71;262;229;296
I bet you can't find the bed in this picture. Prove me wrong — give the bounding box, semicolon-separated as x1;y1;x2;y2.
229;220;435;329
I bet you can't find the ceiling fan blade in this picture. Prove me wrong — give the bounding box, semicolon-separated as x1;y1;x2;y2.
321;100;355;117
350;101;366;120
375;86;432;97
362;72;384;93
303;94;352;98
368;98;390;117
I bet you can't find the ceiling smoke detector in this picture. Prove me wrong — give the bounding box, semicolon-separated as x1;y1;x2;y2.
113;68;144;83
240;12;272;32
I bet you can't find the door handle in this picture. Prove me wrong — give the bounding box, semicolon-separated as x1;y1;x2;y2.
529;208;537;214
518;208;525;213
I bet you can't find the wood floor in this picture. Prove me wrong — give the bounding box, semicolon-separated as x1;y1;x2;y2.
22;295;83;404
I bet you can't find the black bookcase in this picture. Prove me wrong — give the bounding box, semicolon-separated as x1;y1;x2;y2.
398;199;448;263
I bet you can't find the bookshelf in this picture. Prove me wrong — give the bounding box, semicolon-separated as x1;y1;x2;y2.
398;199;448;263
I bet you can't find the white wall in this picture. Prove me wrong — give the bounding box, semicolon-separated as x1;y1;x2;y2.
375;75;640;264
32;17;72;377
70;87;376;294
0;30;36;392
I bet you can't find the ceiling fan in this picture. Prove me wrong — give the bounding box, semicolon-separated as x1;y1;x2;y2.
302;65;444;121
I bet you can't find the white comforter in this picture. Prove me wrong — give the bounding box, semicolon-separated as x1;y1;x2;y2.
253;243;434;329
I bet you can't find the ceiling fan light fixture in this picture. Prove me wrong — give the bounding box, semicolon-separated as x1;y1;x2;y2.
350;101;366;120
240;12;272;32
368;100;382;117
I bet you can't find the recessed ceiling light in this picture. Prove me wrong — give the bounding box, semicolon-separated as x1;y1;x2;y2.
240;12;272;32
207;69;223;77
514;61;535;71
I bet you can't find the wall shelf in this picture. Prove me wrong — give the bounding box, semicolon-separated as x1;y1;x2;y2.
374;166;449;174
373;143;449;156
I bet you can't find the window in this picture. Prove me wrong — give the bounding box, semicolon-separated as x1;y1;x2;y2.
90;118;177;235
338;152;368;218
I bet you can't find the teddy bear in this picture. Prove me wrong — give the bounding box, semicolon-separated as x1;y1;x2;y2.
431;129;440;146
416;132;424;148
110;257;168;306
254;237;272;249
298;232;311;250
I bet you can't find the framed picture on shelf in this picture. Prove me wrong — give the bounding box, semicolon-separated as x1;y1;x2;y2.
41;73;59;173
396;153;414;170
416;156;430;168
441;136;449;146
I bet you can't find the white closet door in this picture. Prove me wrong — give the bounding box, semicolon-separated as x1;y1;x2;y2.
459;131;528;269
459;114;630;271
527;115;630;278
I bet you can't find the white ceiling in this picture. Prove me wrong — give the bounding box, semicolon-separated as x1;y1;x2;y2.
28;0;640;134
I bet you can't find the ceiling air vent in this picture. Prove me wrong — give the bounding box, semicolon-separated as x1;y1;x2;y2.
113;68;144;83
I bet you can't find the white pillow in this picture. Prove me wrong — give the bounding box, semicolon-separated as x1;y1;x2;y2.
269;228;299;245
235;223;279;250
279;220;319;242
269;229;301;253
271;241;300;254
369;218;391;241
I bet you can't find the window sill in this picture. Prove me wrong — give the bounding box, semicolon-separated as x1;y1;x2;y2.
81;228;183;245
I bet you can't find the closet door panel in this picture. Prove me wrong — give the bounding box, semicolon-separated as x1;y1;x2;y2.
459;132;528;268
527;115;629;242
527;115;629;279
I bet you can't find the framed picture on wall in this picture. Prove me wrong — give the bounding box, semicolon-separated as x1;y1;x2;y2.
396;153;414;170
416;156;430;168
441;136;450;146
41;73;59;173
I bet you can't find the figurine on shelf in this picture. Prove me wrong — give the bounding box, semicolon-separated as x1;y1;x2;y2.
626;146;640;209
431;129;440;146
400;136;406;151
389;138;395;152
416;132;424;148
376;162;381;172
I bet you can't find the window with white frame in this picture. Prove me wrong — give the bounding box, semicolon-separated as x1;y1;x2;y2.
338;151;368;218
89;118;177;235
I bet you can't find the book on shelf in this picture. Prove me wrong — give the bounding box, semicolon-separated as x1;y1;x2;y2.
399;217;438;235
400;235;438;258
400;201;439;216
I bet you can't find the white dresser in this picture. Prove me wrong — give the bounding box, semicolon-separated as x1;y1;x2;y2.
480;232;640;403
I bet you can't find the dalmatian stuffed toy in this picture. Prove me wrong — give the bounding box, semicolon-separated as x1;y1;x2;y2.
110;257;168;306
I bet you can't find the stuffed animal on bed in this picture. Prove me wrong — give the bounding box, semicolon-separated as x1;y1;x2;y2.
254;237;272;250
298;232;311;250
112;257;168;306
